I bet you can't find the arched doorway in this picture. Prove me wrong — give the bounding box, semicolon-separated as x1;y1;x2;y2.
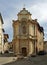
22;47;27;56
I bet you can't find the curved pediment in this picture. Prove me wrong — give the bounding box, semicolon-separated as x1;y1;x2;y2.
18;8;31;15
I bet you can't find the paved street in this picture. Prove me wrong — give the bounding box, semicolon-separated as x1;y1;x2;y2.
0;53;47;65
0;57;17;65
0;53;17;65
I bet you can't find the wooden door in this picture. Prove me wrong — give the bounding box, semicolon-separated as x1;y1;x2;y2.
22;47;27;56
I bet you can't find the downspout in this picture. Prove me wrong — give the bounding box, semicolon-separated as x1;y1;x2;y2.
34;24;36;54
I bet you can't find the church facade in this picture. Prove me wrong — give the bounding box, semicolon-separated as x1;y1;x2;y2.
12;8;44;56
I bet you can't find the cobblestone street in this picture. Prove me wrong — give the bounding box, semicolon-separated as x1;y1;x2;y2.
0;53;47;65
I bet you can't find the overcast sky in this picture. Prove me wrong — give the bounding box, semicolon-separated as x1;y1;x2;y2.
0;0;47;41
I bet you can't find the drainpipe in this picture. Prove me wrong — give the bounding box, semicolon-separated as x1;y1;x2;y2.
34;24;36;55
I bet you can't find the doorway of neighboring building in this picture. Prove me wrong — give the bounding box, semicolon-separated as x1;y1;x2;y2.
36;47;38;54
22;47;27;56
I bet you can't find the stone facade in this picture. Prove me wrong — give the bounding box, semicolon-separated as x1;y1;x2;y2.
0;13;9;53
8;42;13;51
0;13;4;53
12;8;44;56
44;41;47;52
4;34;9;52
37;26;44;52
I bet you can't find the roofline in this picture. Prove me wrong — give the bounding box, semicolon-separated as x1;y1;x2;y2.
0;13;4;24
17;8;32;15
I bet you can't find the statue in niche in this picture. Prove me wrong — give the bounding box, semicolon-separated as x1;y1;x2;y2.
22;25;26;34
21;21;27;34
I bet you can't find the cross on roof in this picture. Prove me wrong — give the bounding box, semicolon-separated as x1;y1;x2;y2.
23;4;26;8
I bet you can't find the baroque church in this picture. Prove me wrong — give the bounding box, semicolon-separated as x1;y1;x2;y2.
12;8;44;56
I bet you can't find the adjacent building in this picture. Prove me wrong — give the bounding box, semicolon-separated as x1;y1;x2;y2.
0;13;9;53
44;41;47;52
4;34;9;53
0;13;4;53
37;25;44;52
12;8;44;56
8;42;13;51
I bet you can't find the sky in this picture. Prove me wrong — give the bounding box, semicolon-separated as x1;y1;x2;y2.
0;0;47;42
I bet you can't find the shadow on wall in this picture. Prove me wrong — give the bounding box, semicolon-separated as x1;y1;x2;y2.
0;53;14;57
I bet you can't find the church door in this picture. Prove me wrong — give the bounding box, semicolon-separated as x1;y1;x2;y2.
22;47;27;56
